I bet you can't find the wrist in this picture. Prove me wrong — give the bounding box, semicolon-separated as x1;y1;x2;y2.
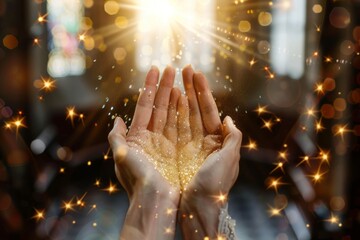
179;190;226;239
121;187;180;240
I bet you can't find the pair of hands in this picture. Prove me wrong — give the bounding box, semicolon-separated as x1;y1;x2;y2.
108;65;242;240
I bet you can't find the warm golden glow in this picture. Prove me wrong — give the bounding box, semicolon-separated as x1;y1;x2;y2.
278;151;287;160
37;13;48;23
335;124;350;139
315;83;324;94
104;182;118;194
62;200;75;212
268;205;284;217
271;161;285;173
40;78;56;91
305;107;317;117
262;119;273;131
297;155;311;167
33;209;45;221
310;170;326;183
249;58;257;67
315;119;324;132
244;139;257;150
255;105;269;115
267;177;285;193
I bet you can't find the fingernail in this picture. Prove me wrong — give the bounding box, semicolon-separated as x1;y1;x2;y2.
114;117;120;126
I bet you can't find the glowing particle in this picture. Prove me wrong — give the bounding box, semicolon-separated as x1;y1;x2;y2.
262;119;273;131
217;194;227;202
249;58;257;67
324;57;333;63
33;38;40;45
33;209;45;221
315;83;324;94
310;170;326;183
305;108;317;117
297;156;311;167
40;78;56;92
62;200;74;212
271;161;285;173
66;107;78;125
278;151;287;160
334;124;350;140
79;33;86;41
166;208;174;215
255;105;269;115
94;179;101;187
104;182;118;194
268;205;283;217
244;139;257;150
267;177;285;193
37;13;48;23
325;213;339;224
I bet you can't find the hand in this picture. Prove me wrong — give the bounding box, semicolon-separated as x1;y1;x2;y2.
178;66;242;239
108;66;181;239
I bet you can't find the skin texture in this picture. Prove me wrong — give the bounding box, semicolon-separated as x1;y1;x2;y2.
108;65;242;240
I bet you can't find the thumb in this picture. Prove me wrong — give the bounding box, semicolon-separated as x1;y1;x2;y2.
222;116;242;156
108;117;129;161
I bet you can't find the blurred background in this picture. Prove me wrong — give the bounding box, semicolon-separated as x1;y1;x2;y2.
0;0;359;239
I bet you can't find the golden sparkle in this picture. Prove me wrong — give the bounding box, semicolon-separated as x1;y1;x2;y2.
78;33;86;41
305;107;317;117
271;161;285;173
267;177;285;193
324;56;333;63
244;139;257;150
325;213;339;224
33;209;45;221
264;66;275;79
310;170;326;183
166;208;175;215
249;58;257;67
76;193;87;207
37;13;48;23
317;149;330;165
66;106;78;125
164;227;173;234
262;119;273;131
297;155;311;167
315;83;324;94
94;179;101;187
278;151;287;160
40;78;56;92
335;124;351;139
103;182;118;194
62;200;75;212
255;105;269;115
215;193;227;203
5;117;26;133
315;119;324;132
268;205;284;217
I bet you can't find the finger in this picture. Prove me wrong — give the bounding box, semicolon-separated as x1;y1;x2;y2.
177;95;192;145
182;65;203;137
148;66;175;133
193;72;222;134
128;66;159;136
108;117;129;162
164;88;181;144
222;116;242;161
